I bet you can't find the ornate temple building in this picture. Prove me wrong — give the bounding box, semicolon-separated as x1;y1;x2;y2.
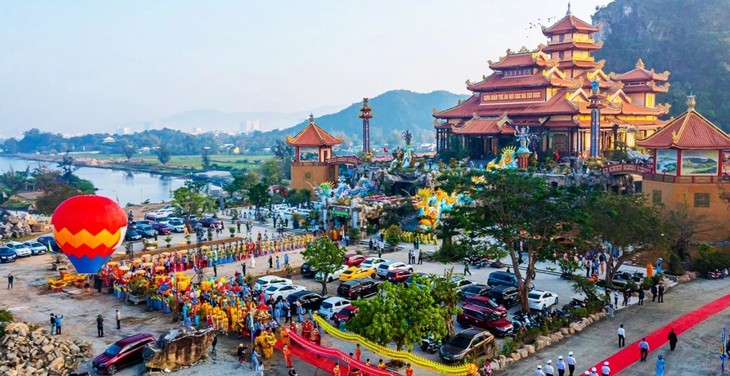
434;10;671;159
286;115;343;192
638;96;730;239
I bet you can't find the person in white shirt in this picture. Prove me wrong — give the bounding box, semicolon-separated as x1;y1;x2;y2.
589;367;598;376
567;351;577;376
536;365;546;376
556;355;566;376
601;361;610;376
544;359;555;376
617;324;626;347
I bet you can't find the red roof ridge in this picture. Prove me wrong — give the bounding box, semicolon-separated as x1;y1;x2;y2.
286;116;343;147
542;14;599;36
637;101;730;149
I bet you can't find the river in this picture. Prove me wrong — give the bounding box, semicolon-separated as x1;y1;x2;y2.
0;156;186;205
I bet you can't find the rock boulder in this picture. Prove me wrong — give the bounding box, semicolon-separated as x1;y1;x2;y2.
144;328;214;371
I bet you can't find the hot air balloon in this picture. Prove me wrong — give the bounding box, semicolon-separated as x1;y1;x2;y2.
51;195;128;274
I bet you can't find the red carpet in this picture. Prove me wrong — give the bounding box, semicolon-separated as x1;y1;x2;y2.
589;293;730;374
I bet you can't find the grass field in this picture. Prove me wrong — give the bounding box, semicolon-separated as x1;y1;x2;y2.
72;153;272;170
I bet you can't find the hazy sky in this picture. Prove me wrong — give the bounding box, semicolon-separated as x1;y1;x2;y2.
0;0;611;136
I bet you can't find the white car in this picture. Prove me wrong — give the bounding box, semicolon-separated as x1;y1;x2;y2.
265;284;306;302
254;276;293;292
23;241;47;255
360;257;388;270
6;241;32;257
376;261;413;278
318;297;351;320
167;218;186;233
316;265;349;282
528;290;559;311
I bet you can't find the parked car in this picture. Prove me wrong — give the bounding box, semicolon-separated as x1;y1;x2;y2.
134;224;156;238
286;291;327;312
23;241;48;255
152;223;174;235
386;269;413;284
464;296;507;318
376;261;413;278
487;271;534;290
318;297;351;320
300;262;318;278
167;218;185;233
404;272;433;288
337;279;381;300
339;267;376;282
451;276;474;291
37;236;60;253
359;257;387;270
254;276;293;292
0;246;17;263
439;328;495;362
92;333;156;375
485;285;520;308
124;229;143;241
527;290;559;311
612;270;644;287
199;217;223;228
457;306;514;337
265;284;306;302
459;284;492;300
333;305;359;326
6;241;32;257
316;265;349;282
345;255;366;267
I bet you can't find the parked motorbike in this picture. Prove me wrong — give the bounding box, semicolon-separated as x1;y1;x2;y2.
707;269;724;279
420;336;441;353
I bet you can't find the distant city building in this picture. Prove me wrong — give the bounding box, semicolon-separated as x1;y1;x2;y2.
115;127;132;135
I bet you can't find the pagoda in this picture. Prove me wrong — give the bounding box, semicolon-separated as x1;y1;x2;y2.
434;8;671;160
638;95;730;239
286;115;343;192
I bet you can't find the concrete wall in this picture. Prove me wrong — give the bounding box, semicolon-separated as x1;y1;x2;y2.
290;162;338;195
644;180;730;241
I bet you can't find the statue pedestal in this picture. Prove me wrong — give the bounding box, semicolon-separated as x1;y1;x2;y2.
517;150;531;169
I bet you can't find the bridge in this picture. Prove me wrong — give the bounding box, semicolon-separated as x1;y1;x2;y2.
600;163;652;175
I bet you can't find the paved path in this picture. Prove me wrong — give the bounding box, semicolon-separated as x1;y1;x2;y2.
501;278;730;375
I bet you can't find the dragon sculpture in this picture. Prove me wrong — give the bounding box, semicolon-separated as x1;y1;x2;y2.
486;146;518;171
412;188;468;230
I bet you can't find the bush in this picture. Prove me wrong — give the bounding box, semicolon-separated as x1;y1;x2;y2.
666;251;685;275
433;242;471;262
500;337;521;356
384;224;403;246
0;309;13;337
349;228;361;242
693;243;730;274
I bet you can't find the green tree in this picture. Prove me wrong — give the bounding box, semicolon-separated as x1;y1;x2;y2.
661;201;718;261
448;170;581;312
347;281;447;351
272;139;293;162
226;171;260;199
286;188;311;207
582;192;661;286
57;151;77;183
157;144;171;165
426;268;462;337
248;183;271;217
35;183;81;215
260;158;283;185
301;237;345;295
0;167;30;197
171;181;215;228
122;143;136;160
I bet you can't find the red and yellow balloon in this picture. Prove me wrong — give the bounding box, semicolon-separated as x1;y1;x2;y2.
51;195;128;274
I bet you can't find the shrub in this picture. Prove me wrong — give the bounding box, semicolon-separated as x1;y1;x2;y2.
384;224;403;246
0;309;13;338
349;228;361;242
433;242;471;262
693;243;730;274
500;337;521;356
666;251;685;275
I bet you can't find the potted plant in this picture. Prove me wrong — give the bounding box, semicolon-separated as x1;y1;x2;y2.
284;264;294;278
185;234;192;245
165;235;173;248
229;227;236;238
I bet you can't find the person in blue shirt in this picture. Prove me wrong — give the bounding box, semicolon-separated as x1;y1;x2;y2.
54;314;63;335
655;354;665;376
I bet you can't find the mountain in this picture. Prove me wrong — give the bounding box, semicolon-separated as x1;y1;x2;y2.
267;90;468;146
592;0;730;131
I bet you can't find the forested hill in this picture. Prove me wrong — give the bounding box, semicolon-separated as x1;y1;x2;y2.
593;0;730;131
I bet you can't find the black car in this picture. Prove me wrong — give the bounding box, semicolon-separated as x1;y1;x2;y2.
487;271;534;290
486;285;519;308
300;263;318;278
199;217;223;228
286;291;327;312
37;236;61;253
459;284;492;300
337;279;381;300
124;229;143;241
0;246;17;263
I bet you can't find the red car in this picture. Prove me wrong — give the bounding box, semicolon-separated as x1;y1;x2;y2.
386;269;412;283
152;223;174;235
92;333;156;374
464;296;507;318
333;305;359;326
346;255;366;267
457;306;513;337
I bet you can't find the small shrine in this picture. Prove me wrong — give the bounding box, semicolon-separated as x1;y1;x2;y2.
286;115;343;193
637;95;730;239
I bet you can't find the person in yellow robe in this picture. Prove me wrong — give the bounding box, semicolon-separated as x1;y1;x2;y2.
262;328;277;359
